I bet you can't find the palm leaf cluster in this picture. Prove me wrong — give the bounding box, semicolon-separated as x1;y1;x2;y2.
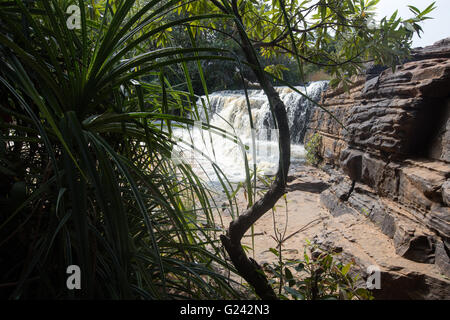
0;0;245;299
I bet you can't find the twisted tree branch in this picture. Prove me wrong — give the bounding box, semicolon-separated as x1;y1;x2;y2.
213;0;291;300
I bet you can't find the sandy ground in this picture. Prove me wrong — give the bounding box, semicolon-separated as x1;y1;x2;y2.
208;165;450;299
241;189;326;264
214;165;332;266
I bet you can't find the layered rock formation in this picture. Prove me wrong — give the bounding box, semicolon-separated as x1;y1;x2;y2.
304;38;450;298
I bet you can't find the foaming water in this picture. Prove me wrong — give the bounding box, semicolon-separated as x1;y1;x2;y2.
173;81;328;183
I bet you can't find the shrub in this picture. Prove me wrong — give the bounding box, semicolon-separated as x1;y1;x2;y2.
263;243;373;300
305;133;322;167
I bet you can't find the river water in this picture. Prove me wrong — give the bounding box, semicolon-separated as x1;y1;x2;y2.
172;81;328;184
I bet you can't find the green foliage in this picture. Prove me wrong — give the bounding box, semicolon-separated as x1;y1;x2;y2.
177;0;436;89
0;0;243;299
264;243;374;300
305;133;322;167
264;64;290;80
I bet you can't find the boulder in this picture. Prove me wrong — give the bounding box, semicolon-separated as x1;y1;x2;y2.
340;148;363;182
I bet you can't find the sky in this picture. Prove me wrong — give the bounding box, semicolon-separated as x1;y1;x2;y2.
375;0;450;47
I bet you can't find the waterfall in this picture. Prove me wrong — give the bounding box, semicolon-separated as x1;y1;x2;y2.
173;81;328;182
201;81;328;144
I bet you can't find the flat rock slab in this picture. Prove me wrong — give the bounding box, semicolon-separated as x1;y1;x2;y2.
286;180;330;193
214;165;450;299
313;211;450;299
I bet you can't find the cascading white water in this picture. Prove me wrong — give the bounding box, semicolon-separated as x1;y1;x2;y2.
173;81;328;183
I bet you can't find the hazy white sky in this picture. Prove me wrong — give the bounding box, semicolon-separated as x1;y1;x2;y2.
375;0;450;47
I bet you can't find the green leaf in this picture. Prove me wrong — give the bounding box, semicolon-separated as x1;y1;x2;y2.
284;286;305;300
341;263;352;275
269;248;280;257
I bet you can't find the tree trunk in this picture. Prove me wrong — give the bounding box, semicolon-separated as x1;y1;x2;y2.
214;0;291;300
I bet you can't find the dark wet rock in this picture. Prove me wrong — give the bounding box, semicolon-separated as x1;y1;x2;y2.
339;148;363;182
393;227;436;264
364;62;389;81
287;180;330;193
320;189;355;217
